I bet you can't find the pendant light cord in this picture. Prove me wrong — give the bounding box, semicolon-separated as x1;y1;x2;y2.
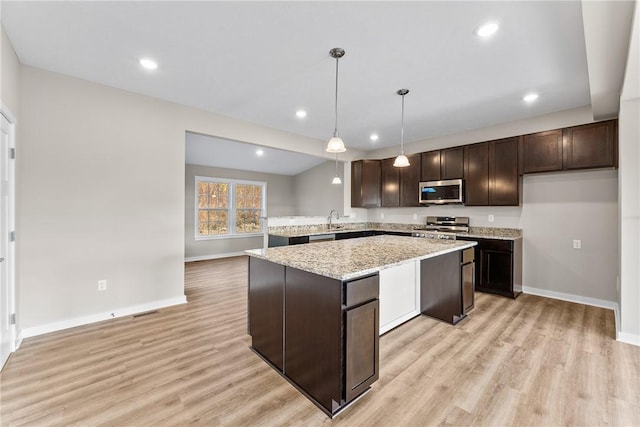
334;57;339;137
400;92;405;155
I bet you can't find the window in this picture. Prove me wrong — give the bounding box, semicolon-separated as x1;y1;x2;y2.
195;177;266;239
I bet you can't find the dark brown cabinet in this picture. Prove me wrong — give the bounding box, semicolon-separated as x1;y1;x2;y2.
268;235;309;247
380;154;420;207
457;237;523;299
380;158;400;207
489;137;520;206
351;160;381;208
521;120;617;174
421;147;464;181
400;154;421;207
345;299;379;401
464;138;520;206
463;142;489;206
521;129;563;173
249;260;379;416
564;120;617;170
420;248;475;325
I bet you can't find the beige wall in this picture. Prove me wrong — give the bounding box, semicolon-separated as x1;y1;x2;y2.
293;160;345;217
185;164;295;259
17;64;330;331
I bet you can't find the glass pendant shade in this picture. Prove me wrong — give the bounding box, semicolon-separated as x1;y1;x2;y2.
332;176;342;184
326;136;346;153
393;154;410;167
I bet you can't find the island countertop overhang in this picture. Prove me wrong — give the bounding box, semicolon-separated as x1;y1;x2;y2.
246;235;477;281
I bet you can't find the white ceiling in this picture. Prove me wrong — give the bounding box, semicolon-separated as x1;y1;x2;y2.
2;1;634;173
186;132;328;176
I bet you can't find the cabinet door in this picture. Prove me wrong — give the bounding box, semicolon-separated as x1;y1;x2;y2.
441;146;464;179
489;137;520;206
464;143;489;206
420;150;441;181
400;154;421;207
381;158;400;207
564;120;616;170
351;160;363;207
522;129;563;173
479;249;513;296
248;258;285;371
345;300;379;402
351;160;381;208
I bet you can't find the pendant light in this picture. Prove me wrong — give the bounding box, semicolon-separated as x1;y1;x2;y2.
332;153;342;184
393;89;410;168
326;48;347;153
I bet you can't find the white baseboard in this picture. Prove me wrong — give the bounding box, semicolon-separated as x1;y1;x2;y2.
522;286;617;310
185;251;249;262
19;296;187;339
15;329;23;350
617;331;640;346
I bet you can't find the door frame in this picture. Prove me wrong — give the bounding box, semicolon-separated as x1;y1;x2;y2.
1;103;17;364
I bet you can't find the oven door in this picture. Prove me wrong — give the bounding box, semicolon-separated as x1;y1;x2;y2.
419;179;463;204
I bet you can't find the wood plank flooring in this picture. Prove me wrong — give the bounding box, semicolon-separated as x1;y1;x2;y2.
1;256;639;426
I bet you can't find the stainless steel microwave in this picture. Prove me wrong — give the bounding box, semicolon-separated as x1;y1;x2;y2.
419;179;464;204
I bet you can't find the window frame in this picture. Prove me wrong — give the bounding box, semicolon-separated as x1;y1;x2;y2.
194;176;267;240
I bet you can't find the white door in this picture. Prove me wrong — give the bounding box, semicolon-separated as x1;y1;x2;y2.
0;112;15;370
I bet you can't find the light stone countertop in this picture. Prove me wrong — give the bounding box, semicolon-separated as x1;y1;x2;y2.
268;223;522;241
246;235;477;281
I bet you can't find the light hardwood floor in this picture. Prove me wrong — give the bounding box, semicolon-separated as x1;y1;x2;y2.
1;256;639;426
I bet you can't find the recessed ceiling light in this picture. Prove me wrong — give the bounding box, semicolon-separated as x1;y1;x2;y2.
295;110;307;118
139;58;158;70
475;22;499;38
523;93;539;102
370;134;379;141
256;149;264;156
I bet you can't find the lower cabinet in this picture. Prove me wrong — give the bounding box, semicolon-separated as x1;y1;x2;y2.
457;237;522;298
248;258;379;417
420;248;475;324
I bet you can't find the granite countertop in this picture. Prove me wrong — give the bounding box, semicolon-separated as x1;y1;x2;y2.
246;235;476;281
268;222;522;241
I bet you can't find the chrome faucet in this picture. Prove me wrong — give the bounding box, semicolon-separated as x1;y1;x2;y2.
328;209;340;230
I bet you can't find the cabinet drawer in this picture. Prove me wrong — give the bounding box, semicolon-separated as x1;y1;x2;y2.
462;248;474;264
474;238;513;252
345;275;379;307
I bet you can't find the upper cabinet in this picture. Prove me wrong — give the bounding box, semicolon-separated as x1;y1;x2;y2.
521;129;563;173
351;119;617;209
464;137;520;206
351;160;381;208
420;147;464;181
400;154;422;207
380;155;421;207
381;158;400;207
521;119;617;174
463;143;489;206
563;120;617;170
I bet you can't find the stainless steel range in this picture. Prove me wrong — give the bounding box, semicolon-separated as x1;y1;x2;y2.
412;216;469;240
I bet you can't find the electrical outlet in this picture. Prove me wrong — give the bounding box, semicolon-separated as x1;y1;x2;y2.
488;214;494;223
380;213;385;219
98;279;107;291
573;240;581;249
412;213;418;220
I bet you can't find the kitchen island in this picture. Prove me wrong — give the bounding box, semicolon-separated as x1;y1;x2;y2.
246;235;476;417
